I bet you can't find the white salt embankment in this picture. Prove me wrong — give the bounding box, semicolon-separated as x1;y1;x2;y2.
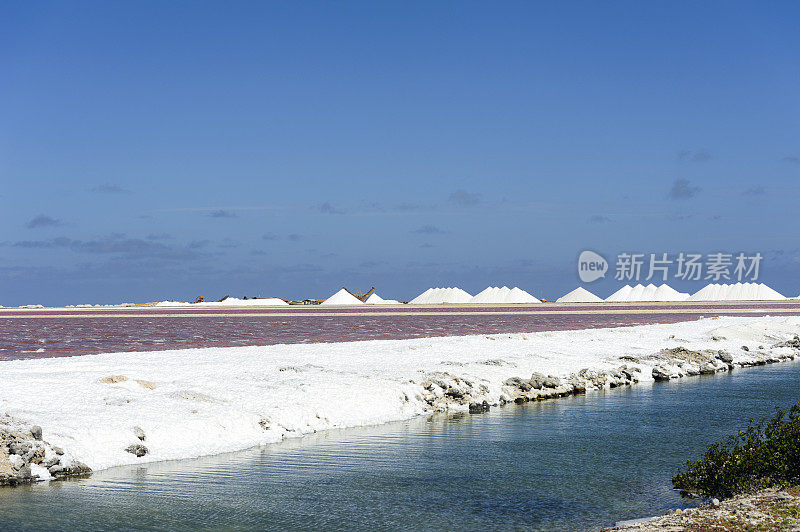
1;315;799;486
155;297;288;307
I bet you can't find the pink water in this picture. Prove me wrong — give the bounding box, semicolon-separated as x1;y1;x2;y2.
3;303;799;361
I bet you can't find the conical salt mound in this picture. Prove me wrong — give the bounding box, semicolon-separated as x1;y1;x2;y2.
507;287;540;303
365;293;400;304
321;288;364;305
605;284;633;302
409;288;434;304
556;287;603;303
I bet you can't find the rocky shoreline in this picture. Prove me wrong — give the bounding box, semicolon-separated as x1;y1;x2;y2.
605;487;800;531
420;335;800;414
0;420;91;486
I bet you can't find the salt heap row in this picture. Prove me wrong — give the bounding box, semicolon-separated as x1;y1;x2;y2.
469;286;540;304
687;282;785;301
605;284;690;302
410;287;473;304
556;287;604;303
155;297;288;307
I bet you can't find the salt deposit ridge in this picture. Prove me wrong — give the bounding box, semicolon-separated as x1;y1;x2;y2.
688;282;785;301
14;282;787;311
1;315;799;483
155;297;288;307
606;283;690;302
469;286;540;304
410;287;472;304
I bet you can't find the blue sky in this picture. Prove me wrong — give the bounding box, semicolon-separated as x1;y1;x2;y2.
2;1;799;305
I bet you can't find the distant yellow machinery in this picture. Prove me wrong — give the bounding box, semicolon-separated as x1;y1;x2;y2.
343;287;375;302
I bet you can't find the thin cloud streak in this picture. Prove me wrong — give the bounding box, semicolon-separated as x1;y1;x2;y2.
669;179;701;200
26;215;63;229
91;184;130;194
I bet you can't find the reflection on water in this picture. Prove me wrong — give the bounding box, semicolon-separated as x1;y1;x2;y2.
1;362;798;531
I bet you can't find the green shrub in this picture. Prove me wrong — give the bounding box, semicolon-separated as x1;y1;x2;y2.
673;403;800;498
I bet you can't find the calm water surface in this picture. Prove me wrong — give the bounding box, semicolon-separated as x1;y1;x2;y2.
5;310;797;360
1;362;798;531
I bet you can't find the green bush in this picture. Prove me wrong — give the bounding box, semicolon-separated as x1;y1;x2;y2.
673;403;800;498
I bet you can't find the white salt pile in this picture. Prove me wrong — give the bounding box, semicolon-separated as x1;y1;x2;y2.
688;282;786;301
556;287;604;303
653;284;691;301
605;284;690;302
320;288;364;306
409;287;473;304
155;298;288;307
605;284;633;302
507;287;540;303
365;293;401;305
468;286;540;304
470;286;507;303
154;300;194;307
